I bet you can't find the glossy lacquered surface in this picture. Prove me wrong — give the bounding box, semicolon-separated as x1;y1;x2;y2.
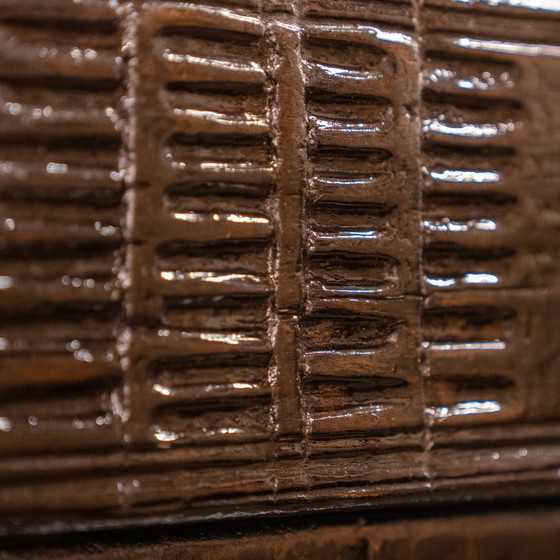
0;0;559;535
3;502;560;559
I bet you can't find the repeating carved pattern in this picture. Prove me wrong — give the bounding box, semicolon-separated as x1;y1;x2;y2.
0;0;125;467
0;0;559;535
419;0;560;483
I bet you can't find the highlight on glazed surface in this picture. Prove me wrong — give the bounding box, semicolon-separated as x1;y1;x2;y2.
0;0;559;535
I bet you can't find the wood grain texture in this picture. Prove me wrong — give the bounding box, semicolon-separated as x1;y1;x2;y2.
0;0;559;535
3;503;560;559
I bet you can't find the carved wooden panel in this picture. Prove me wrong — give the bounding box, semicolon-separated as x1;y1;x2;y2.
0;0;559;535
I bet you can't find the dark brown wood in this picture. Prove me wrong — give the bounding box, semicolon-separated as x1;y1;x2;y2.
3;503;560;559
0;0;559;536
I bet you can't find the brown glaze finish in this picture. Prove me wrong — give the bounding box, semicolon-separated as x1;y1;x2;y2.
0;0;559;536
3;504;560;559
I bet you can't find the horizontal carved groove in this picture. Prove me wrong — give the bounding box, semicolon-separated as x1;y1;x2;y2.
309;175;395;209
0;368;117;399
310;250;399;266
0;158;121;184
154;389;271;413
307;387;411;416
304;35;388;59
0;422;119;457
0;279;116;309
164;294;269;310
0;388;114;418
166;80;262;97
141;329;271;360
0;116;117;142
307;444;422;462
158;218;272;247
154;350;271;370
0;240;120;260
309;375;407;390
0;260;114;284
165;162;274;187
2;188;122;208
156;237;270;256
158;256;268;282
423;143;516;158
424;192;518;207
307;409;421;438
309;277;399;295
423;120;521;147
424;243;515;261
424;53;519;96
422;88;523;111
306;392;412;421
311;171;386;185
168;150;271;172
0;357;118;393
302;320;397;351
168;132;269;147
0;17;118;34
423;306;517;324
154;410;271;445
0;32;119;82
154;0;258;7
158;267;270;292
0;76;118;93
166;181;272;199
151;375;269;393
0;301;120;323
303;313;397;330
311;200;395;216
163;313;268;334
0;135;120;151
312;145;392;159
305;300;402;317
425;49;519;67
159;25;260;44
436;375;515;390
152;374;268;403
304;0;414;26
161;60;265;86
306;88;390;105
424;2;560;23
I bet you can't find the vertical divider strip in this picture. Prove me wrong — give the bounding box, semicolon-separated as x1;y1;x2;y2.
267;20;306;439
